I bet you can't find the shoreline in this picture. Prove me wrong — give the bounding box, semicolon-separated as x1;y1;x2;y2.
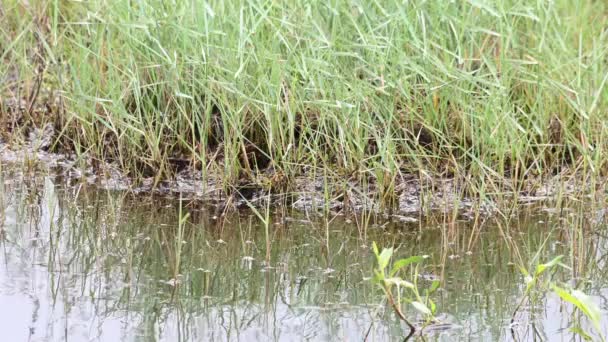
1;136;599;221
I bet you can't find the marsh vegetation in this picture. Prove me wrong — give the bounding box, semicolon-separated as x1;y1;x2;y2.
2;0;607;207
1;0;608;341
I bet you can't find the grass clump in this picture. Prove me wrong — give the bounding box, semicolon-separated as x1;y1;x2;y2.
1;0;608;203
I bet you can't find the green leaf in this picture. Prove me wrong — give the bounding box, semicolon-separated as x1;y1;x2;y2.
519;266;530;278
429;299;437;315
411;301;432;316
372;242;379;258
390;256;425;276
569;326;593;341
429;280;441;293
552;285;602;334
535;255;563;276
571;290;602;328
524;276;536;292
372;270;384;284
377;248;393;271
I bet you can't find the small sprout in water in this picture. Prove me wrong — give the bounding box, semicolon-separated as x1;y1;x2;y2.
371;242;441;334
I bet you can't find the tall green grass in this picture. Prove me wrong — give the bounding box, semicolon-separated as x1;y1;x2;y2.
1;0;607;203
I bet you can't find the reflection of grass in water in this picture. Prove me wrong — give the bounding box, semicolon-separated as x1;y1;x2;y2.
2;176;607;340
2;1;608;211
37;189;386;338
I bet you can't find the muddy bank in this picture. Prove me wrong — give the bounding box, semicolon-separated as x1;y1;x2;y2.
1;127;600;222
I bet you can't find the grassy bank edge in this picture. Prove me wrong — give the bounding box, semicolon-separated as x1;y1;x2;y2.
1;0;607;213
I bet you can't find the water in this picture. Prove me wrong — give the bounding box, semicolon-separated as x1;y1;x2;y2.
0;169;607;341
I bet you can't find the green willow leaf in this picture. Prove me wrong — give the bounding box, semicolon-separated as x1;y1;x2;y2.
390;256;425;276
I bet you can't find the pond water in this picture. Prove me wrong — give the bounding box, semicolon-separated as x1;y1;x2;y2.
0;168;607;341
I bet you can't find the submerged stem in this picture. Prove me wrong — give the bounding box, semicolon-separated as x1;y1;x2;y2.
384;284;416;339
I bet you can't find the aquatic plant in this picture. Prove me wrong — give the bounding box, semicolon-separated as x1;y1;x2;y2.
371;242;440;339
513;255;605;341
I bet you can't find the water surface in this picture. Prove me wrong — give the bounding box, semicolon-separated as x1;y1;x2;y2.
1;168;607;341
